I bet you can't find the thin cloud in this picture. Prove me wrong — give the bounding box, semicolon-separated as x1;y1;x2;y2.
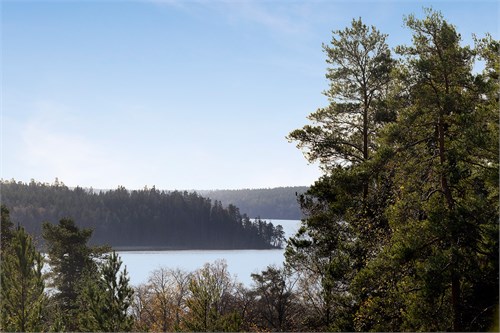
18;101;127;188
223;1;309;35
147;0;312;36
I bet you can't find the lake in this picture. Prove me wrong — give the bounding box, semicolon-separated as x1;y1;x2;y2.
119;219;301;287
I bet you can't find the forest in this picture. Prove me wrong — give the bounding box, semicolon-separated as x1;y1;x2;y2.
0;9;498;332
0;180;285;249
199;186;308;220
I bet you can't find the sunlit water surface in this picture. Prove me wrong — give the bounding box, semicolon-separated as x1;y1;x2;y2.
119;219;301;287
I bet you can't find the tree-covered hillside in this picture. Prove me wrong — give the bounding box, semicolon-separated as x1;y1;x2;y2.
0;180;285;250
198;186;308;220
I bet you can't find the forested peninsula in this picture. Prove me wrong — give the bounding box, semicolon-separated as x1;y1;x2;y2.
0;180;285;249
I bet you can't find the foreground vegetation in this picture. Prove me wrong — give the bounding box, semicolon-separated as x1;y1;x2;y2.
285;9;498;332
0;9;498;332
0;205;309;332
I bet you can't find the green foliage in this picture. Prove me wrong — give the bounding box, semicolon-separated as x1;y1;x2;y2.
288;8;498;332
42;218;108;331
1;205;15;258
354;9;499;332
0;226;46;332
286;16;395;332
285;172;361;331
288;18;394;168
77;252;134;331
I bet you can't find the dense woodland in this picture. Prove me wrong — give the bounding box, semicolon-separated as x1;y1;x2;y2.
0;9;498;332
199;186;308;220
0;180;284;249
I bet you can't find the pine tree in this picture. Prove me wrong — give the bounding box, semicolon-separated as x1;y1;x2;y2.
0;226;46;332
288;17;393;169
78;252;134;331
354;9;499;331
285;17;394;330
42;218;108;331
1;205;15;258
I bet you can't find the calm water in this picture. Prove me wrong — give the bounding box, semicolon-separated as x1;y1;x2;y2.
119;219;301;287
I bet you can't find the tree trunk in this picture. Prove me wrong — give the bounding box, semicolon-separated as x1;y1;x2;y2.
438;110;461;332
362;98;369;201
451;272;462;331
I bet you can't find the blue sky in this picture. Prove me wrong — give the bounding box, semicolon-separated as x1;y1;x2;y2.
2;0;498;190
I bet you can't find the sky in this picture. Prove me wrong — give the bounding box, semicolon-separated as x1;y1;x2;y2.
1;0;499;190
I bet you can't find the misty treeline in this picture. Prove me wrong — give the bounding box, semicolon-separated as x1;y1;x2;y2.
199;186;308;220
0;8;498;332
0;179;285;249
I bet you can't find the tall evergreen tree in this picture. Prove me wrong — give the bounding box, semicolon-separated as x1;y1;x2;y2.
42;218;108;331
0;226;46;332
288;17;393;169
1;205;15;258
354;9;499;331
78;252;134;331
286;17;394;330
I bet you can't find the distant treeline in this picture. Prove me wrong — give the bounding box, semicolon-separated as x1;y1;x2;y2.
198;186;308;220
0;180;285;250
